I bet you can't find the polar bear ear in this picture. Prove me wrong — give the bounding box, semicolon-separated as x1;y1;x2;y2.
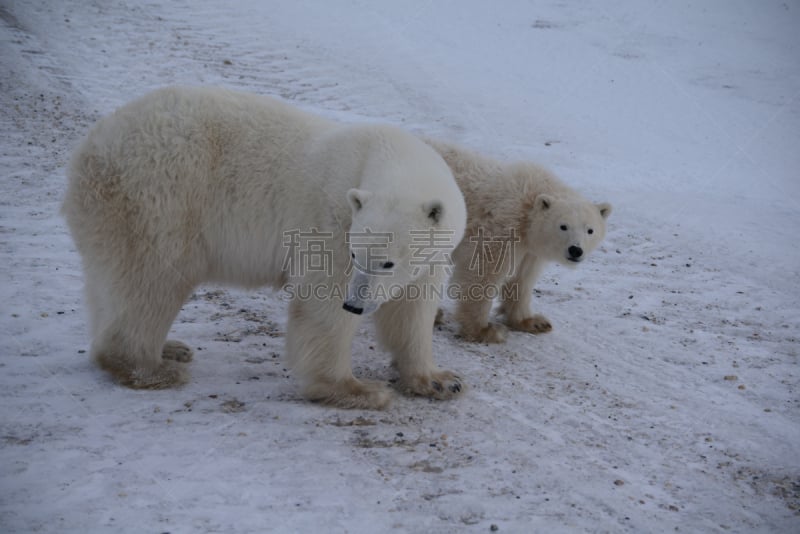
347;188;373;212
424;200;444;224
521;182;538;209
535;194;554;211
597;202;612;219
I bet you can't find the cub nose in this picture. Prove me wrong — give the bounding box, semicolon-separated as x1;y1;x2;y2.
568;245;583;259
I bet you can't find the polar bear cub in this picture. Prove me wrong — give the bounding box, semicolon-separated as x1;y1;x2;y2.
63;86;467;409
426;140;611;343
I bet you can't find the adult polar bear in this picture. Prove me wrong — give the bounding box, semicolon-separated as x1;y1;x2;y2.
63;86;467;410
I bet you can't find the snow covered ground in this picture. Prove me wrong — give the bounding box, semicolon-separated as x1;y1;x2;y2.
1;0;798;532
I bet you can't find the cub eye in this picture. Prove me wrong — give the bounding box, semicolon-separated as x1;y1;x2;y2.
560;225;568;231
350;252;355;259
587;228;594;235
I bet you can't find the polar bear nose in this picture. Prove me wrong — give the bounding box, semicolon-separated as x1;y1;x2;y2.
382;261;394;269
568;246;583;259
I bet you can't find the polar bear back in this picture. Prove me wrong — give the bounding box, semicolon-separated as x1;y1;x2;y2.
64;86;465;288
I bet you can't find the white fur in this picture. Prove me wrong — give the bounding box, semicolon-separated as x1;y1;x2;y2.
426;139;611;343
62;86;466;409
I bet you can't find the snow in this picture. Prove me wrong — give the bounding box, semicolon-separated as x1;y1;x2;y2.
1;0;798;532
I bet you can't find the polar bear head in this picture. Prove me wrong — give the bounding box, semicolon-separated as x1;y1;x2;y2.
526;194;612;267
342;187;465;315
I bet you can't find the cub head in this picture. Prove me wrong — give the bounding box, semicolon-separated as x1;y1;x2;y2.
342;187;466;315
526;194;612;267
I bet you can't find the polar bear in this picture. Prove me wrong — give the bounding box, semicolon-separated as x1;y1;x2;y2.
426;140;611;343
62;86;467;409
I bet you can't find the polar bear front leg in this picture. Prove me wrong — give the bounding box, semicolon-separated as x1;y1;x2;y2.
498;255;552;334
455;296;508;343
286;297;393;409
374;277;465;400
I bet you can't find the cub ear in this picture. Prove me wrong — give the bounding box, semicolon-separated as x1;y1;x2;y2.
597;202;612;219
347;188;373;212
424;200;444;224
535;194;554;211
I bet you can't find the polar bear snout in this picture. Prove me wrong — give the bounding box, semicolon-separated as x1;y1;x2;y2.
567;245;584;262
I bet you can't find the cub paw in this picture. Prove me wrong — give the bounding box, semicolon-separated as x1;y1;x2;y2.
434;308;445;326
304;378;393;410
162;340;194;362
400;370;465;400
460;322;507;344
508;314;553;334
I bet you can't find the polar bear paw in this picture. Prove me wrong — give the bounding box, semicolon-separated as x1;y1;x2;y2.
122;360;189;389
507;314;553;334
95;348;190;389
304;378;394;410
162;340;194;362
400;370;465;400
460;322;508;344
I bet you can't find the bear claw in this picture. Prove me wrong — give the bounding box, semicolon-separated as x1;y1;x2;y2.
401;370;465;400
508;314;553;335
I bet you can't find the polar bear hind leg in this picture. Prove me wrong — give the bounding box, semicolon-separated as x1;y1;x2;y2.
87;262;195;389
162;340;194;362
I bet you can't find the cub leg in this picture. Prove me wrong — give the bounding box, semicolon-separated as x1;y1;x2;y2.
498;255;552;334
450;259;507;343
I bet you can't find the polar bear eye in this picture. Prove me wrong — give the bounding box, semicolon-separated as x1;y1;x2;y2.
424;201;443;223
351;252;355;259
587;228;594;235
560;225;568;231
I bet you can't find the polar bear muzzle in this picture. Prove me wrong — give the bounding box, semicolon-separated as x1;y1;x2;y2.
567;245;584;262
